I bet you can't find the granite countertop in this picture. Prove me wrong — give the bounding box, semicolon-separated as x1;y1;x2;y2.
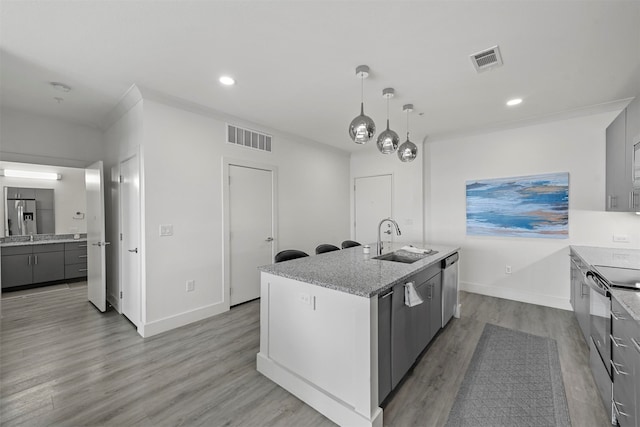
571;245;640;322
1;235;88;247
259;242;460;298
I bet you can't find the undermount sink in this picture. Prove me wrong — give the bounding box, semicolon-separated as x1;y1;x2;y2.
373;251;433;264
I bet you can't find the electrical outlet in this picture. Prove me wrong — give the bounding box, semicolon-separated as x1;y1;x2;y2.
613;234;630;243
186;280;195;292
505;265;512;275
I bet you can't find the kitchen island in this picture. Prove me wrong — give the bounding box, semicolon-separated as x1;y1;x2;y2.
257;242;459;427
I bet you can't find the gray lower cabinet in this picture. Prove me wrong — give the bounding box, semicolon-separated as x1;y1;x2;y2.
611;297;639;427
1;247;32;288
378;288;393;404
1;242;86;289
31;245;65;283
64;242;88;279
570;249;590;344
390;264;442;390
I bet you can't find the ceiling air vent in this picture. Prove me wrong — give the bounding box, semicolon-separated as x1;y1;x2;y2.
226;124;272;153
470;45;503;73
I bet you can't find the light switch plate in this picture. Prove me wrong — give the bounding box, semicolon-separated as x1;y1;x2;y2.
160;224;173;236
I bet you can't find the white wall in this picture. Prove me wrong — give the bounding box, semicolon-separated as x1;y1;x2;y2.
0;107;104;168
350;144;424;243
426;111;640;310
0;161;87;235
138;96;350;332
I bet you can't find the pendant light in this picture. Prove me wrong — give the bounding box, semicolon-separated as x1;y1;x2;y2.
376;88;400;154
398;104;418;162
348;65;376;144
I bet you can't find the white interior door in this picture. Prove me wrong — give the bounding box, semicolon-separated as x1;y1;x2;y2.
85;161;108;312
354;174;392;246
229;164;274;306
120;156;141;326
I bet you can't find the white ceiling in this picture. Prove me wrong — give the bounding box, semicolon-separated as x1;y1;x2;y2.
2;1;639;153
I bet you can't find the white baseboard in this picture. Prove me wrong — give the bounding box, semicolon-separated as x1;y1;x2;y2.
460;280;572;311
256;353;383;427
140;301;229;337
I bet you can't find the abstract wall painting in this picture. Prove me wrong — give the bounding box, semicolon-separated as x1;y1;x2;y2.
466;172;569;239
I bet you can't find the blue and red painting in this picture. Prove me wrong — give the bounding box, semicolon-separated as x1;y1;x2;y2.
466;173;569;238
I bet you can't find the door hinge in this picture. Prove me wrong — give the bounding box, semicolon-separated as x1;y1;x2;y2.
119;175;123;183
119;291;123;298
120;233;123;241
228;175;231;185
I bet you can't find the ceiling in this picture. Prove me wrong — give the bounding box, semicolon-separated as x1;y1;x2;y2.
2;1;639;153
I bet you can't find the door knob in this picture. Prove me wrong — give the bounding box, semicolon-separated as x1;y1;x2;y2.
265;237;274;242
128;248;138;253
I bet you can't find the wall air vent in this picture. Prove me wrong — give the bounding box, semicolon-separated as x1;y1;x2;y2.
470;45;503;73
226;124;272;153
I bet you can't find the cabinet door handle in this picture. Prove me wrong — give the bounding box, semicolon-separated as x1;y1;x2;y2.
78;255;88;259
78;268;88;272
611;311;626;321
34;255;38;265
610;334;628;348
27;255;31;265
613;401;630;418
611;361;629;376
78;244;88;248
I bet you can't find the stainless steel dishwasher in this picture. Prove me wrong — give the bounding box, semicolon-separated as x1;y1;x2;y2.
441;252;459;327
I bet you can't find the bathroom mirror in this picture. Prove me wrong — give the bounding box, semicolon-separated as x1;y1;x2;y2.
4;187;55;236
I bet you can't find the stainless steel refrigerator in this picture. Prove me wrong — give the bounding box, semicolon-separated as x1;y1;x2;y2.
7;199;37;236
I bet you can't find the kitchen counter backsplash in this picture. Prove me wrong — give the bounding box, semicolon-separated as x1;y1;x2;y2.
1;233;87;246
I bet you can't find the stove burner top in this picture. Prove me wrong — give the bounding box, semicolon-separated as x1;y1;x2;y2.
593;265;640;290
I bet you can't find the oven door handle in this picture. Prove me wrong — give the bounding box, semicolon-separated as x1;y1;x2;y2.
585;272;609;297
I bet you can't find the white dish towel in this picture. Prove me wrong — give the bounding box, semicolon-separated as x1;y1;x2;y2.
404;282;423;307
400;245;432;254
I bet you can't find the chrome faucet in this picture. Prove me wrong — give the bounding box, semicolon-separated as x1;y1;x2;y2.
377;218;402;255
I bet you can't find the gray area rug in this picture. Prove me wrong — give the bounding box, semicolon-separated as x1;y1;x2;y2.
445;323;571;427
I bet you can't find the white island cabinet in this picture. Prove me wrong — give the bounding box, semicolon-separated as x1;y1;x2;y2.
256;243;459;427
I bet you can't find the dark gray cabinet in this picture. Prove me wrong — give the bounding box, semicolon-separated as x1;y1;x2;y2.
5;187;36;199
611;297;639;427
1;241;86;289
64;242;88;279
378;288;393;404
32;245;64;283
570;249;590;344
390;264;442;389
1;246;32;288
606;96;640;212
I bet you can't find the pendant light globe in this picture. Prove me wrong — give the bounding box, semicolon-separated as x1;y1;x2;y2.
376;88;399;154
398;139;418;162
398;104;418;162
349;65;376;145
349;105;376;144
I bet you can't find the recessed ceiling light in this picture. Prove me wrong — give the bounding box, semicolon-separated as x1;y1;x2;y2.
219;76;236;86
506;98;523;106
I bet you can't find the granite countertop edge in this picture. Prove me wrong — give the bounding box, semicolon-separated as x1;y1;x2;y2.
259;243;460;298
1;237;88;247
571;245;640;322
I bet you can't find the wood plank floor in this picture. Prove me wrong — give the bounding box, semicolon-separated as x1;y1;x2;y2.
1;287;609;426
